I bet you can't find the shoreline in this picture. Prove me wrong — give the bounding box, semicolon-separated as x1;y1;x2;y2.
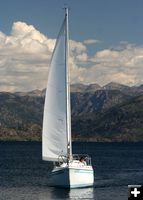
0;137;143;143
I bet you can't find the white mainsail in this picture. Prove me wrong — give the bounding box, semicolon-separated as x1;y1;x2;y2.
42;11;71;162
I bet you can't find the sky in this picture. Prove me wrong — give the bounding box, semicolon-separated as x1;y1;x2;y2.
0;0;143;92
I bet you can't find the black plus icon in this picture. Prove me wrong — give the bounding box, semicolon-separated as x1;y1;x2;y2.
131;188;140;198
128;185;143;199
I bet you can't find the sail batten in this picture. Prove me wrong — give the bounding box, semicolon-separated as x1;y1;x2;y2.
42;11;71;162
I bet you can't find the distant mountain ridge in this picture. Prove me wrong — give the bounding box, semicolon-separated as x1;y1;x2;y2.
70;83;101;93
14;82;143;96
0;82;143;141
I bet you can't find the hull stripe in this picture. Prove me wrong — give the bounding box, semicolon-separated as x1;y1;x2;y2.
49;183;94;188
51;168;93;175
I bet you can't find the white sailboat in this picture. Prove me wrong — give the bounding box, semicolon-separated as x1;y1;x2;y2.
42;7;94;188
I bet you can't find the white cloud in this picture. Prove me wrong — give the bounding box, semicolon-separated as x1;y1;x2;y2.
111;72;136;85
0;21;143;92
75;53;88;62
85;43;143;86
84;39;100;45
0;22;55;92
0;21;88;92
70;40;86;54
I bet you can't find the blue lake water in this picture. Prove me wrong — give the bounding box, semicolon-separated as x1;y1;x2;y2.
0;142;143;200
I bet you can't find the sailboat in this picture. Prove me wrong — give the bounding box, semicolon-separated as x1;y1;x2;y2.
42;7;94;188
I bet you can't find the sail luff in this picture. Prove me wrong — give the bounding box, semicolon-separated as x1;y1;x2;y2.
65;7;72;160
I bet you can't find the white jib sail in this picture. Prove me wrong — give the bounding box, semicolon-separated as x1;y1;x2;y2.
42;19;68;161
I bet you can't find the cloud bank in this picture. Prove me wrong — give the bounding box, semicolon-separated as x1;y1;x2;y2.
0;21;143;92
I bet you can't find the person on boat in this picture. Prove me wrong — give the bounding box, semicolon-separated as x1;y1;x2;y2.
79;157;87;165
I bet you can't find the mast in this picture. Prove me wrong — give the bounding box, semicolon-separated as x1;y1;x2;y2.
65;7;72;161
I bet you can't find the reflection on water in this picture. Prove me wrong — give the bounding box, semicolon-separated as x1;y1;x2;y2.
39;187;95;200
39;187;69;200
68;187;95;199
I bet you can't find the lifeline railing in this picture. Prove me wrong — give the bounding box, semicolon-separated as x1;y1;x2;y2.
54;154;92;166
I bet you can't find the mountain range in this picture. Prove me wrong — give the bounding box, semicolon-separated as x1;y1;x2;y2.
0;82;143;141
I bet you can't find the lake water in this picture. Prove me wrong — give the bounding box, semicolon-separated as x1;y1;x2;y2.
0;142;143;200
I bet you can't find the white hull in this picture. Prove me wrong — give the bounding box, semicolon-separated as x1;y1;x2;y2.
48;162;94;188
